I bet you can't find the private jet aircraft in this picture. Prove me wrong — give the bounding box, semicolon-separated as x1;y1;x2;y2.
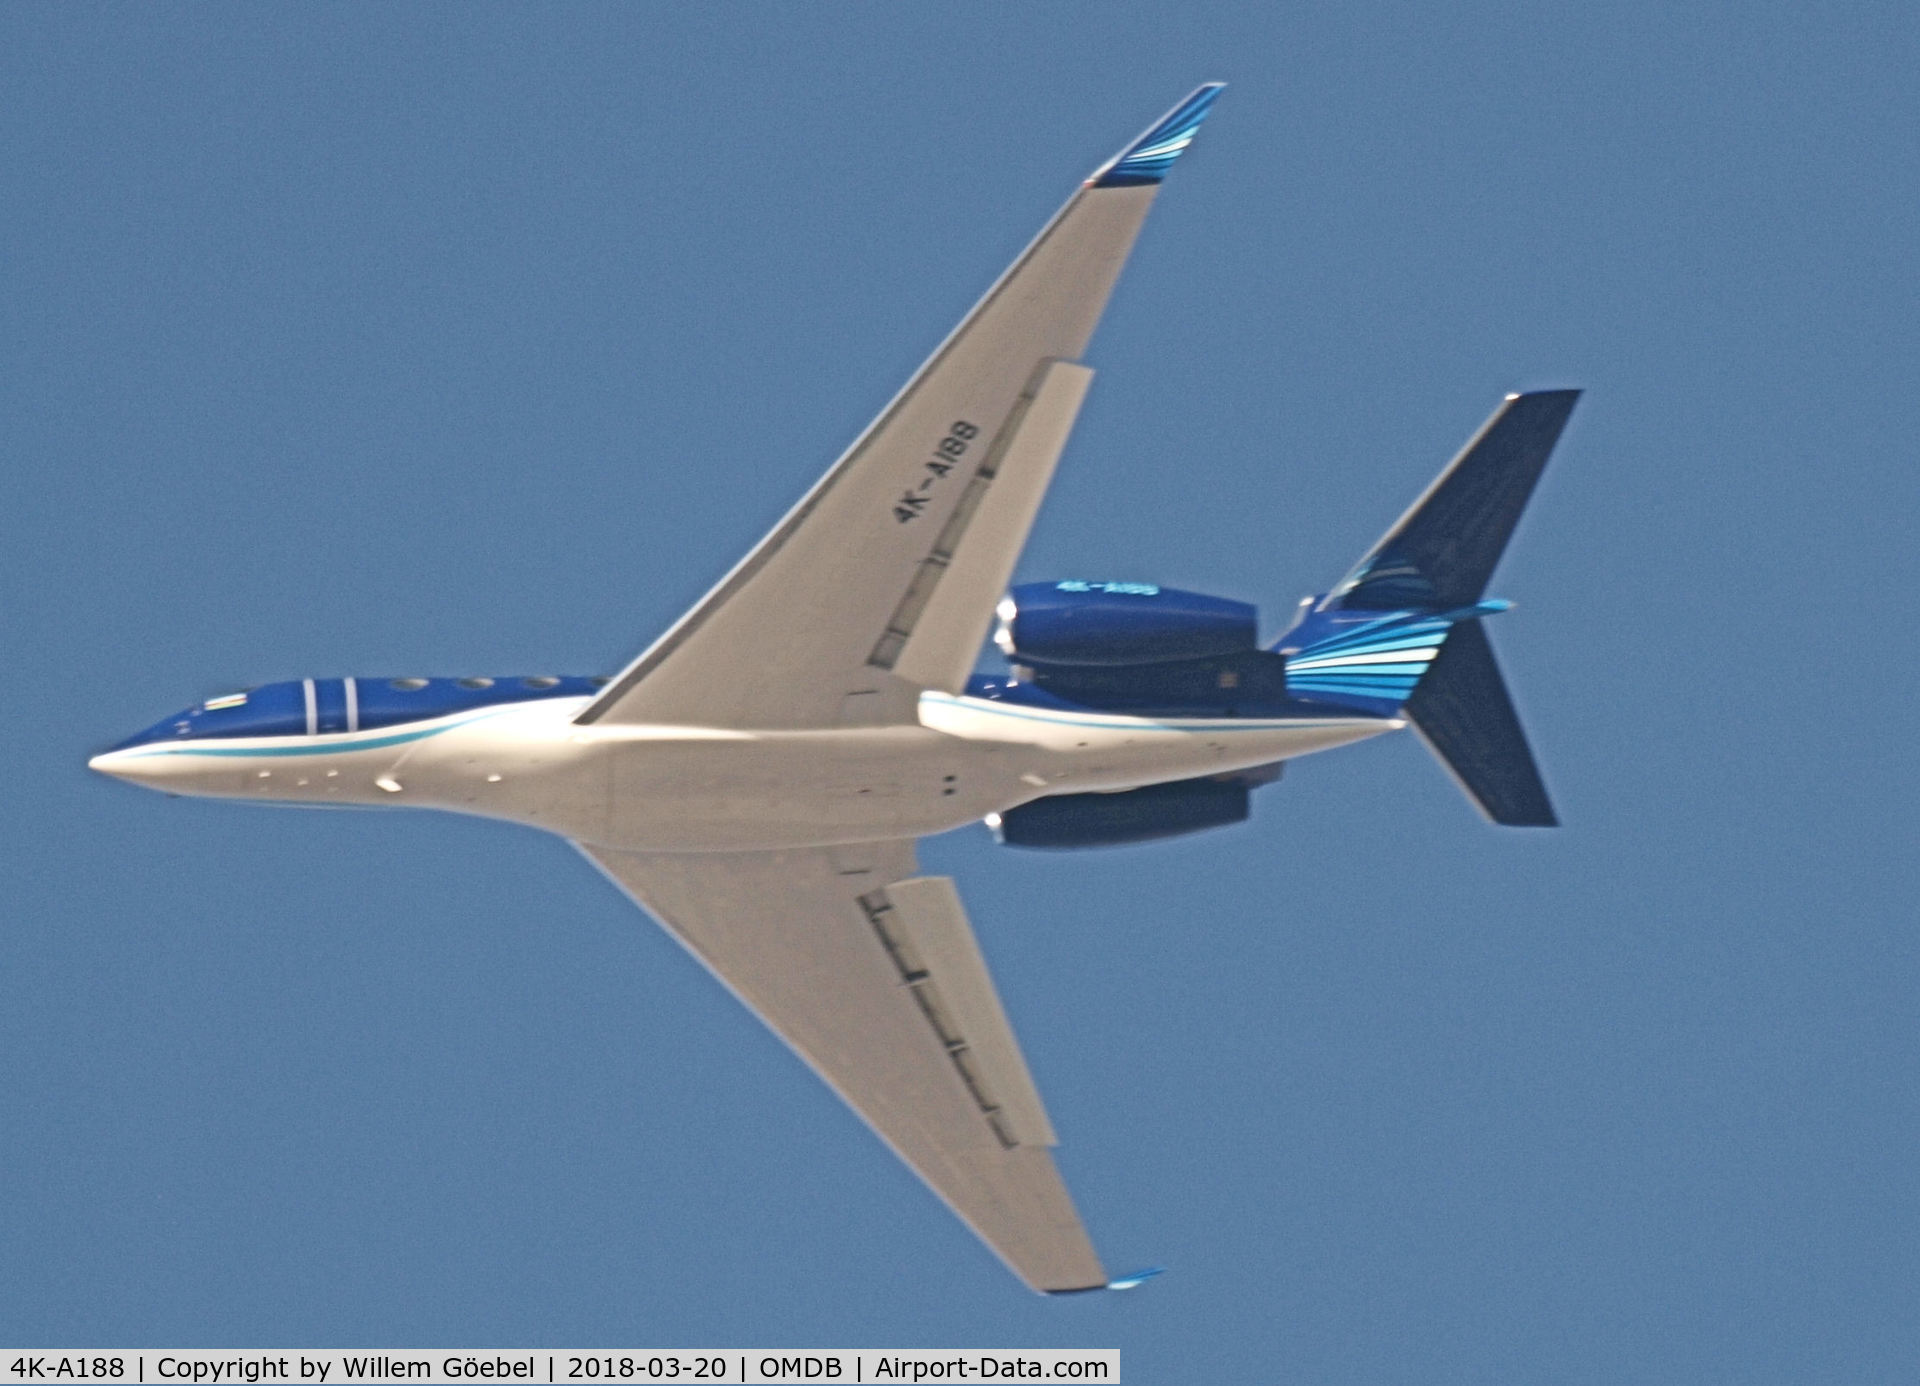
91;85;1577;1293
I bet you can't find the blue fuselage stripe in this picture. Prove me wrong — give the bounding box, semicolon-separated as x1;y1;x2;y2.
113;705;523;760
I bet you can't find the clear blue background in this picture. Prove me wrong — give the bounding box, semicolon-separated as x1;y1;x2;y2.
5;4;1917;1378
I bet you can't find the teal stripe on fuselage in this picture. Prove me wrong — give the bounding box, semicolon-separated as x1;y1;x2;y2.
127;693;1391;759
113;704;529;760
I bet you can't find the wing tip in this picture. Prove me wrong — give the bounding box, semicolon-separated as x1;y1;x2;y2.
1045;1266;1167;1295
1089;83;1226;188
1506;386;1584;399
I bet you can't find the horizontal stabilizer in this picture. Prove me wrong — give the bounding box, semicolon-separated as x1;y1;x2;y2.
1336;390;1578;610
1404;619;1555;826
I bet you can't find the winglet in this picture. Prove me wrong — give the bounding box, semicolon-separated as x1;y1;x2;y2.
1044;1265;1166;1296
1089;84;1226;188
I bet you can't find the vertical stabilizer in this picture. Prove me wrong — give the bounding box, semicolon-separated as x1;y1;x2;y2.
1332;390;1578;610
1299;390;1576;825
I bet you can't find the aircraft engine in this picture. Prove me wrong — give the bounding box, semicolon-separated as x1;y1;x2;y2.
992;581;1287;715
989;764;1282;849
994;581;1257;666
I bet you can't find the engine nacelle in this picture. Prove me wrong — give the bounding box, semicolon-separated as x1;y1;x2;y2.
992;580;1285;715
991;776;1253;849
995;581;1257;667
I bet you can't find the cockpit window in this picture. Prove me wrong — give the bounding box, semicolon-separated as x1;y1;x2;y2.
389;678;429;691
589;676;611;687
521;676;560;689
203;692;248;711
455;677;494;689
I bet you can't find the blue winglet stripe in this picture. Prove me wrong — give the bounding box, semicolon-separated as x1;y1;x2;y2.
1091;83;1225;188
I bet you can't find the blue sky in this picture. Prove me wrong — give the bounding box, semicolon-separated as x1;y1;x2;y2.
5;3;1918;1378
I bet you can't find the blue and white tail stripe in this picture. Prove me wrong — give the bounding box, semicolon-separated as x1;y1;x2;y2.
1282;600;1511;713
1285;614;1453;702
1091;84;1225;188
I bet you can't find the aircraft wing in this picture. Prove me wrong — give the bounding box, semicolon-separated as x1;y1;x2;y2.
578;85;1224;730
575;838;1108;1293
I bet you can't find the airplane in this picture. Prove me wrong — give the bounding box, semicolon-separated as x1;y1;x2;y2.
89;84;1578;1294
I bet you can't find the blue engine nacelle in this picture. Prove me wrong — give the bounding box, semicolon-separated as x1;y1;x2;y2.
995;581;1258;666
992;581;1287;716
991;764;1282;849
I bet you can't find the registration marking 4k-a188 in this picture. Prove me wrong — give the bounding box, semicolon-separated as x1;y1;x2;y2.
893;419;978;523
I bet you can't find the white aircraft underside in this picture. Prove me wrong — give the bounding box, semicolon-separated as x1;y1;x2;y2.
93;694;1394;851
94;85;1554;1295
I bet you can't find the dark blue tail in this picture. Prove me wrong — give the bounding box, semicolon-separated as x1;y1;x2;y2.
1294;390;1577;826
1331;390;1578;611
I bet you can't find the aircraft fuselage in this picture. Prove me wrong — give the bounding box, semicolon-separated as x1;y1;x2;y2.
91;692;1397;852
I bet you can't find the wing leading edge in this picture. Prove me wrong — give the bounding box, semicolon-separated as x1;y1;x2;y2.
576;839;1107;1293
578;85;1225;730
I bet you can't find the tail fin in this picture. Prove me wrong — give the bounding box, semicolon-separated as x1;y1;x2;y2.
1298;390;1577;825
1331;390;1579;610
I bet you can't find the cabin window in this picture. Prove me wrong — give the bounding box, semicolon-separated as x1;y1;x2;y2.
456;677;494;690
521;676;561;689
389;678;429;691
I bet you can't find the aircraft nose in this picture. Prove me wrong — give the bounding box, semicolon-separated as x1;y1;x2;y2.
89;748;156;787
